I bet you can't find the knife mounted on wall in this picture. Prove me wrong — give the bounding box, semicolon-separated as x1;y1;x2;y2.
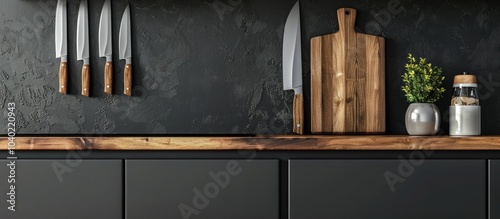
119;5;133;96
99;0;113;94
77;0;90;97
55;0;68;94
283;1;304;135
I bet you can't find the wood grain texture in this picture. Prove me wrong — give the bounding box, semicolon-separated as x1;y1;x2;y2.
1;136;500;151
342;8;357;134
59;62;68;94
293;94;304;135
365;35;385;132
310;37;323;133
81;64;90;97
104;61;113;94
325;35;337;133
124;64;132;96
311;8;385;134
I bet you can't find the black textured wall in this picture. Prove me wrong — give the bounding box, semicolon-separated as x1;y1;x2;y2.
1;0;500;135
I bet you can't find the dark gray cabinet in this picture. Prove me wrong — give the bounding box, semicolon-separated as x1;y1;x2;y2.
289;159;486;219
0;159;123;219
126;159;279;219
492;160;500;219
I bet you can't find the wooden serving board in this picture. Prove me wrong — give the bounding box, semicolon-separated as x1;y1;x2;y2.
311;8;385;134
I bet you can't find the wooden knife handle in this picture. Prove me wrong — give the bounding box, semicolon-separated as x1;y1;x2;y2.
124;64;132;96
293;94;304;135
104;61;113;94
59;62;68;94
81;64;90;97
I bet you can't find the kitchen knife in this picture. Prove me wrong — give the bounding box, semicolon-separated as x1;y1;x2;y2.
99;0;113;94
55;0;68;94
283;1;303;135
119;5;132;96
77;0;90;97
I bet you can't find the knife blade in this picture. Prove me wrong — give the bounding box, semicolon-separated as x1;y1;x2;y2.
283;1;303;135
77;0;90;97
99;0;113;94
55;0;68;94
119;4;133;96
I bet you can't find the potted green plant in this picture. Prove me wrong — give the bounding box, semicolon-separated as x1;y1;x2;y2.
402;53;446;135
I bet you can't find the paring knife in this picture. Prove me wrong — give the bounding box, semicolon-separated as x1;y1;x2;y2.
55;0;68;94
99;0;113;94
119;5;133;96
77;0;90;97
283;1;304;135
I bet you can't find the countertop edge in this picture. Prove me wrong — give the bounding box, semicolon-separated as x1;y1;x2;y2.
1;136;500;151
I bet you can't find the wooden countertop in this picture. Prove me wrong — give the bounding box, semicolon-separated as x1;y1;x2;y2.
1;136;500;150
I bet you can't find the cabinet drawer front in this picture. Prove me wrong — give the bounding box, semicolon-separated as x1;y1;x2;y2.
289;159;485;219
0;160;123;219
126;159;279;219
492;160;500;219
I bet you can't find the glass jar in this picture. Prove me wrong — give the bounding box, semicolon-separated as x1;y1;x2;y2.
449;72;481;136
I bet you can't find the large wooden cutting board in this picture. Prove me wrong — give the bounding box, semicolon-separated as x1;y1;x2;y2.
311;8;385;134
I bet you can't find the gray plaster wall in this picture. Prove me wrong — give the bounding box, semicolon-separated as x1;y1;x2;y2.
1;0;500;135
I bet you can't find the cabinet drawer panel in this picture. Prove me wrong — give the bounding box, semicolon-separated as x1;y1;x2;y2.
126;159;278;219
491;160;500;219
0;160;123;219
289;159;485;219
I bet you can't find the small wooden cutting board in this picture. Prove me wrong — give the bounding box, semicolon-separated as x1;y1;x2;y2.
311;8;385;134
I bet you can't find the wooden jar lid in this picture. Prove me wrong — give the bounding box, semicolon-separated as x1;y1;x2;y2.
454;72;477;84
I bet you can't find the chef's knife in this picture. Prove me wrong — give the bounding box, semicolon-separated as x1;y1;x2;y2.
99;0;113;94
119;5;132;96
283;1;303;135
55;0;68;94
77;0;90;97
76;0;90;97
